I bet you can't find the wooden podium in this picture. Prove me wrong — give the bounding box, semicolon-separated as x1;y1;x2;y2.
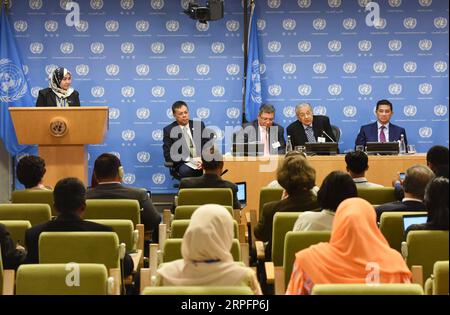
9;107;108;187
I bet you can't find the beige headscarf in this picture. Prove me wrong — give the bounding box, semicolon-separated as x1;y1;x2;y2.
157;204;250;286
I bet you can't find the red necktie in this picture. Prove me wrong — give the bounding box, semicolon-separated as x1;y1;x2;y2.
379;125;386;143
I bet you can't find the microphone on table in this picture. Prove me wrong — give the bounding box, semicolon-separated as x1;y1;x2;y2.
321;130;336;143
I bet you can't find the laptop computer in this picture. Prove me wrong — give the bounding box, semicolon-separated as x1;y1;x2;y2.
235;181;247;208
403;214;428;231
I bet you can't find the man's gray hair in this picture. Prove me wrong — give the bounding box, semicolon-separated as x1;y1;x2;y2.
259;103;275;115
295;102;312;115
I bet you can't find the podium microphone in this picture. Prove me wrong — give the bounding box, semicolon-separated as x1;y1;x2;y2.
322;130;336;143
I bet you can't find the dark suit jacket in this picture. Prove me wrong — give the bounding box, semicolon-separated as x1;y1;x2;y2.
24;213;133;275
0;223;27;270
286;116;335;147
355;122;408;148
35;88;80;107
162;120;208;169
375;200;426;222
179;173;242;209
235;120;286;154
86;183;161;233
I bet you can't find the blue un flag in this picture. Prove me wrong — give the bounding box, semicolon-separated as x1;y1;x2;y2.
0;6;35;156
244;2;262;122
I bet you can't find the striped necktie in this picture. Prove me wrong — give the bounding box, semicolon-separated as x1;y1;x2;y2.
305;126;316;143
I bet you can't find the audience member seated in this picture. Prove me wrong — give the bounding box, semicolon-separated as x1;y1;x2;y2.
345;151;382;187
0;223;27;270
25;177;134;276
426;145;449;178
254;154;319;260
87;153;161;240
16;155;51;190
156;204;262;294
293;171;357;232
405;177;449;237
286;198;412;295
376;165;434;221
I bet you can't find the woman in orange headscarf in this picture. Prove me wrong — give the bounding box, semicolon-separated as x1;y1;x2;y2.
286;197;411;295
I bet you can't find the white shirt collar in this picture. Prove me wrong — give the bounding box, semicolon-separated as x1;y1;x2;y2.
402;197;423;203
98;181;121;185
352;177;368;183
377;121;390;129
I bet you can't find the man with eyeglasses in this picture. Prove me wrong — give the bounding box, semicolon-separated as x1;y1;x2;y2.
286;103;336;147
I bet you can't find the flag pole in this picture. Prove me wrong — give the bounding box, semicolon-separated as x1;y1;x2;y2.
241;0;249;124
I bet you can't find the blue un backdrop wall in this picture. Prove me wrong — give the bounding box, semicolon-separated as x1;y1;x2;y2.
8;0;449;193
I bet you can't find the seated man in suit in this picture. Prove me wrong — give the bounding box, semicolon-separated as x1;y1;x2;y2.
87;153;161;240
16;155;51;190
345;151;383;188
426;145;449;178
163;100;209;179
25;177;134;276
355;99;407;148
286;102;336;147
375;165;435;221
234;103;286;155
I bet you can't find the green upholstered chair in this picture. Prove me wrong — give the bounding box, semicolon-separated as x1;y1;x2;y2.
170;219;239;239
311;283;424;295
174;205;234;220
379;211;427;252
141;286;254;295
0;220;31;246
15;263;114;295
357;187;396;205
0;204;51;226
426;261;449;295
163;238;241;262
271;212;302;266
401;231;449;279
11;189;55;216
259;188;283;215
87;219;137;253
85;199;141;227
177;188;233;207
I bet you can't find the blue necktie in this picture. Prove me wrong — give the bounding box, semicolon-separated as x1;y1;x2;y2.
305;126;316;143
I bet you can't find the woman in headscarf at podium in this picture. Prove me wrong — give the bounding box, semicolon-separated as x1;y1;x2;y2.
35;67;80;107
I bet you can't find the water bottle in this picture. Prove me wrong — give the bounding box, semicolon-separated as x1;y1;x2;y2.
286;135;293;153
399;134;406;154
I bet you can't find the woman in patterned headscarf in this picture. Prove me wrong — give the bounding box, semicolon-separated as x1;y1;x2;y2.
35;67;80;107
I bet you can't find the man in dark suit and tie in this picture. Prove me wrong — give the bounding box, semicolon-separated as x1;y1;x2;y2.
355;99;408;148
286;102;336;147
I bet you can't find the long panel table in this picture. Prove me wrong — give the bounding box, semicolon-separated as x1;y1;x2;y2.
222;154;426;215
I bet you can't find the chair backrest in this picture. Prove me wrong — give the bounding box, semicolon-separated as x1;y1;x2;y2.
432;261;449;295
331;125;341;142
84;199;141;227
311;283;423;295
171;219;239;239
87;219;135;253
357;187;396;205
163;238;241;262
259;188;283;216
271;212;302;266
39;232;120;270
0;204;51;226
404;231;449;279
283;231;331;287
11;190;55;216
16;263;112;295
379;211;427;252
0;247;3;294
174;205;234;220
142;286;253;295
177;188;233;207
0;220;31;245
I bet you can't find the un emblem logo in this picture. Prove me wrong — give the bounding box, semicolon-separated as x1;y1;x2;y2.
136;107;150;120
45;64;58;76
151;0;164;9
298;41;312;53
314;106;327;116
196;21;210;31
60;42;74;54
297;0;311;8
268;84;282;96
14;20;28;32
343;62;357;74
418;39;432;51
121;86;135;98
282;19;296;31
313;63;326;74
358;84;372;95
389;0;402;7
90;42;105;54
268;41;282;53
358;40;372;52
343;18;357;30
343;106;357;118
136;20;150;32
152;129;163;141
389;83;402;95
226;107;240;119
403;61;417;73
313;18;327;30
358;0;371;7
181;0;190;10
226;20;240;32
328;84;342;96
166;109;174;119
388;40;402;51
257;19;266;31
121;129;136;141
433;61;447;73
75;20;89;32
137;151;151;163
283;63;297;74
434;105;447;116
121;42;135;54
374;18;387;29
29;42;44;54
419;0;432;7
151;86;165;97
106;64;120;76
419;127;432;138
91;86;105;98
196;64;210;75
151;42;165;54
283;106;296;118
211;86;225;97
373;61;387;73
109;108;120;120
181;42;195;54
76;64;89;76
328;0;341;8
152;173;166;185
0;59;28;103
268;0;281;9
328;40;341;52
29;0;43;10
166;64;180;76
90;0;104;10
123;173;136;185
181;86;195;97
211;42;225;54
403;17;417;29
403;105;417;117
298;84;312;96
49;118;68;137
120;0;134;10
166;20;180;32
31;87;42;98
197;107;210;119
434;17;447;29
226;64;240;75
44;20;58;32
260;63;267;74
418;83;432;95
136;64;150;76
105;20;119;32
60;0;70;9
